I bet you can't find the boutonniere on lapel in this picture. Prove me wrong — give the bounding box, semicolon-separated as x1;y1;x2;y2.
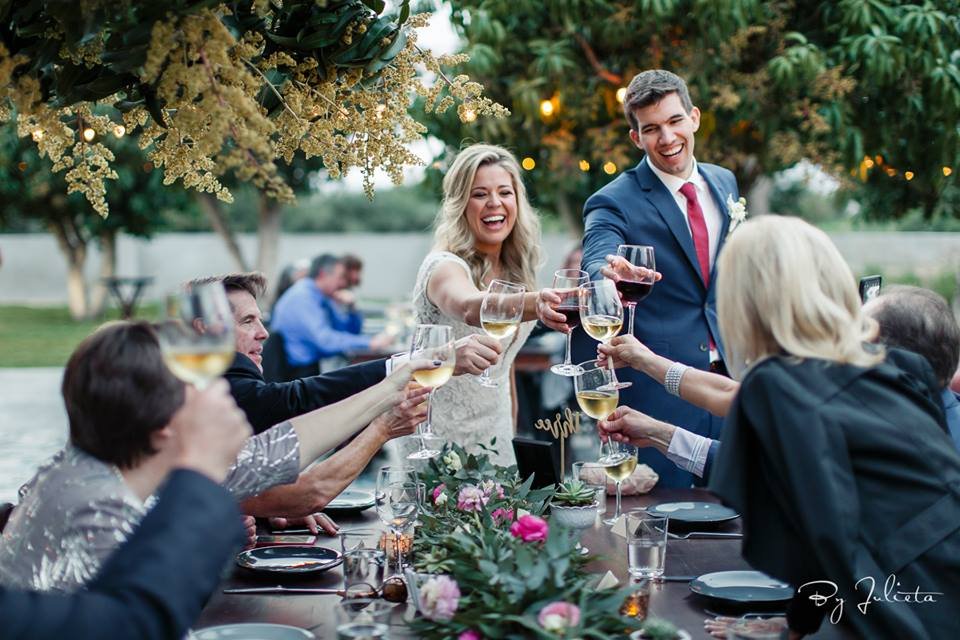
725;194;748;237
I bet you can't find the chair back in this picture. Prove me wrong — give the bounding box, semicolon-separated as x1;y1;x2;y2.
0;502;13;533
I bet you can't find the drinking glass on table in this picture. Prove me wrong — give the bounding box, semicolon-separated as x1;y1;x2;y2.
477;279;526;387
613;245;656;336
549;268;589;376
156;281;235;389
375;473;424;574
407;324;455;459
579;279;631;390
625;510;668;580
572;461;607;522
335;597;394;639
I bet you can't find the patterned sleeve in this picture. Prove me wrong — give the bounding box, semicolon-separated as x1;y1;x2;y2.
222;421;301;500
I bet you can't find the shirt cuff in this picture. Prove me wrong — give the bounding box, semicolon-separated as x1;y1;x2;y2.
384;352;408;375
665;427;714;478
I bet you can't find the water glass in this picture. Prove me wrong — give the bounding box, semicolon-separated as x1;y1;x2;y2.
625;511;668;580
571;461;607;521
342;548;385;598
334;598;394;639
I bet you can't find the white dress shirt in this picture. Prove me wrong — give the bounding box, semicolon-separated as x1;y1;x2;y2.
665;427;715;478
645;156;724;268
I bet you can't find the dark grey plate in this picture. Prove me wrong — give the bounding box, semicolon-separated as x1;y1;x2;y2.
647;501;740;524
236;545;341;574
324;489;375;514
191;623;314;639
690;570;794;603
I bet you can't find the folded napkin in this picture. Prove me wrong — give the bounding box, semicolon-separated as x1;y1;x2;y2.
579;464;659;495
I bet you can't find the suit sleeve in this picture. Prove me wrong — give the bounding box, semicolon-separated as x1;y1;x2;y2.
0;470;243;640
581;193;630;281
233;358;388;433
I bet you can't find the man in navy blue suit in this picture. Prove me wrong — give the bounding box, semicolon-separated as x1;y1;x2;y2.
573;70;739;487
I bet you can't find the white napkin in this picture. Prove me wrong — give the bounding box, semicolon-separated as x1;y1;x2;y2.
609;514;628;539
595;570;620;590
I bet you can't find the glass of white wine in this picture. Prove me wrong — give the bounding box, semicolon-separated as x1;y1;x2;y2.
156;282;235;389
407;324;455;460
574;361;636;524
579;279;631;391
477;279;526;388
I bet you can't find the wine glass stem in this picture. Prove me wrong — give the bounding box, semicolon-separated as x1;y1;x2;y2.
604;341;621;384
615;481;623;520
424;389;434;433
564;330;574;365
627;304;636;335
395;529;404;572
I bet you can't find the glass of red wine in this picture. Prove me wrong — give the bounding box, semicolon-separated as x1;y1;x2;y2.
614;245;656;335
549;268;589;376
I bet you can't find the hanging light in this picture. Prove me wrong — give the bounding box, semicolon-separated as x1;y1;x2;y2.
602;161;617;175
579;159;590;172
540;100;554;117
113;125;126;138
82;127;95;142
521;157;536;170
616;87;627;103
943;167;953;177
904;171;914;181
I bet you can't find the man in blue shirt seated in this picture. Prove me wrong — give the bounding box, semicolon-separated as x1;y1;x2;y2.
271;254;393;374
328;253;366;336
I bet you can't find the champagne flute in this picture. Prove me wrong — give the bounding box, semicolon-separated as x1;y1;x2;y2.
549;268;589;376
614;245;656;336
407;324;455;460
477;279;526;387
156;281;235;389
580;279;631;390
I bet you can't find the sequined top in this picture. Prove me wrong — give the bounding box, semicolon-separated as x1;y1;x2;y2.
0;421;300;593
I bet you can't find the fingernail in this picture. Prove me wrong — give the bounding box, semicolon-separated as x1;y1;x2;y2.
432;359;442;366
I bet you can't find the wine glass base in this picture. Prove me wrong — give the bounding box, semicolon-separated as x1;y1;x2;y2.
407;448;441;460
476;378;500;388
598;381;632;391
602;515;620;526
550;362;585;376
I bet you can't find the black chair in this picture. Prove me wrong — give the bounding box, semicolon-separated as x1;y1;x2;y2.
261;332;318;382
0;502;13;533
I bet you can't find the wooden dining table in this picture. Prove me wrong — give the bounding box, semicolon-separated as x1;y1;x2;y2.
195;487;855;638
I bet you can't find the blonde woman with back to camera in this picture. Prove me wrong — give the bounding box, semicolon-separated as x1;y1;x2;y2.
409;144;546;465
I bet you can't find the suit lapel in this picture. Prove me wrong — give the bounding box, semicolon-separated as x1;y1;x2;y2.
700;164;732;286
635;160;704;287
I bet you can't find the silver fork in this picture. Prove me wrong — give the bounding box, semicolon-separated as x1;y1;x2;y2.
667;531;742;540
703;609;786;619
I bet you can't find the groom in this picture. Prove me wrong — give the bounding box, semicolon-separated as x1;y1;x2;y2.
579;69;740;487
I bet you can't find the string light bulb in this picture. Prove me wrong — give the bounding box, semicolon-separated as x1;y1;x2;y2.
462;109;477;123
904;171;914;181
521;157;536;170
113;125;126;138
579;159;590;172
943;167;953;177
603;161;617;175
539;100;554;117
616;87;627;103
82;127;95;142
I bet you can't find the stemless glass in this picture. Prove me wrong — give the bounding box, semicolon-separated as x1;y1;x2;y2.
579;279;631;390
407;324;455;459
156;281;235;389
375;471;424;575
549;268;589;376
477;279;526;387
614;245;656;336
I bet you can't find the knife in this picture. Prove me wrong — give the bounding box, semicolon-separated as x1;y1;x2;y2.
224;586;343;595
659;575;697;582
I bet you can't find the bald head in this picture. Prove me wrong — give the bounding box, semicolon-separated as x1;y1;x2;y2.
864;286;960;388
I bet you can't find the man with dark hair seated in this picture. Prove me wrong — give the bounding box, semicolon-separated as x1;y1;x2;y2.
191;273;502;532
0;381;251;639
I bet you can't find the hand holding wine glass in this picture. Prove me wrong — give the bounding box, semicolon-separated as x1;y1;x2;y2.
156;281;235;389
548;269;589;376
606;245;656;335
477;279;525;387
406;324;455;460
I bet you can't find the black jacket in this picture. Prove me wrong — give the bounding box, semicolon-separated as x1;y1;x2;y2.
226;353;387;433
0;469;243;640
710;350;960;639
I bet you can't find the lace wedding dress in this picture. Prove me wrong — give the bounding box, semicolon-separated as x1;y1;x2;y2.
408;251;535;466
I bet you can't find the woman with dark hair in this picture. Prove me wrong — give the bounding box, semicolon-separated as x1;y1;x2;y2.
0;321;433;593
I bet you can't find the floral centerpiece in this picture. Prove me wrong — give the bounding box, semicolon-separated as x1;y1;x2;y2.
408;442;642;639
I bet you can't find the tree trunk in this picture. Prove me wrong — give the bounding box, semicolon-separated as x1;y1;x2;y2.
255;194;282;302
197;192;249;271
49;217;89;320
89;229;117;317
554;191;583;235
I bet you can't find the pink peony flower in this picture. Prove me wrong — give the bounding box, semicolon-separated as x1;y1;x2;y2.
491;507;515;525
418;575;461;622
458;631;482;640
510;514;549;542
456;485;488;512
480;479;505;499
537;601;581;633
432;483;447;505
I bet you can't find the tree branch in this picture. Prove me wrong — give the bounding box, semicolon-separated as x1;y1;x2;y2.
571;33;622;85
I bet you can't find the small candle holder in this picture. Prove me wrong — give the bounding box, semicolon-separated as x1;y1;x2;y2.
620;579;651;620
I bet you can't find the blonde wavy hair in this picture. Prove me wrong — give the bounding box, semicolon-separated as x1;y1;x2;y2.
432;143;543;290
717;215;882;380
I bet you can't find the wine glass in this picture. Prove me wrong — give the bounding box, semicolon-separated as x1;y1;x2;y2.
579;279;631;390
407;324;455;460
375;471;424;574
156;281;235;389
477;279;526;387
599;440;637;525
614;245;656;336
549;268;589;376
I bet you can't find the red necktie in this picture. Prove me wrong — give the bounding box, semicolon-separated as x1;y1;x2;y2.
679;182;710;288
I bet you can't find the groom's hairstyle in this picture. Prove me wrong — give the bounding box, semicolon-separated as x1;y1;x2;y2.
623;69;694;131
63;321;185;469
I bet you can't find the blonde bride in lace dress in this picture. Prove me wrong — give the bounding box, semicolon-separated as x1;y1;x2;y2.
409;144;547;466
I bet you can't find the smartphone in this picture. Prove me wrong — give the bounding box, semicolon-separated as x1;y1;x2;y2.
858;275;882;303
255;534;317;547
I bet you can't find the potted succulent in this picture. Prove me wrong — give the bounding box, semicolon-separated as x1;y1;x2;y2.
630;618;693;640
550;479;600;529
